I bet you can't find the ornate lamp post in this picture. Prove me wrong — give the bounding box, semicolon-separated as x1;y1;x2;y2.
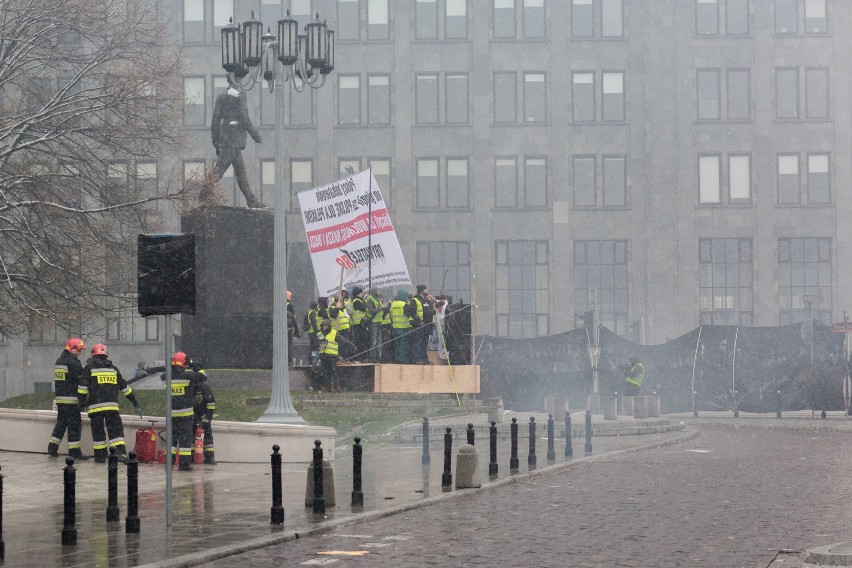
220;12;334;423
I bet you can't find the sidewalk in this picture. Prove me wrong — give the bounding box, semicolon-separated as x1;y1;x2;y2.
0;412;690;568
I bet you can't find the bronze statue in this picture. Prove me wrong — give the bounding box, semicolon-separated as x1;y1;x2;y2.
211;85;265;208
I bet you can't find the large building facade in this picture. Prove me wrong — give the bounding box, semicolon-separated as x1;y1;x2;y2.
2;0;850;397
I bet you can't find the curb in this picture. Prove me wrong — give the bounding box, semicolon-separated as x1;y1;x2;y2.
137;427;700;568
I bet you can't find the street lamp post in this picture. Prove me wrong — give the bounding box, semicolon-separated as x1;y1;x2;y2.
219;11;335;423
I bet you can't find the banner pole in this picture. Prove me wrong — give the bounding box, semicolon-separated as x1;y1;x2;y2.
368;166;373;291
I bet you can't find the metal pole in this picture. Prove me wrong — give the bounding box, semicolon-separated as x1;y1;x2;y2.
270;444;284;525
421;417;430;465
164;314;173;526
259;65;303;423
368;165;373;290
0;465;4;559
312;440;326;514
62;457;77;546
351;437;364;507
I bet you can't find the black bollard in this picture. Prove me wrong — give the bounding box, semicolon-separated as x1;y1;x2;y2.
106;447;120;522
421;417;430;465
351;437;364;507
312;440;326;515
488;421;498;478
528;417;537;469
564;412;573;458
62;456;77;546
821;410;827;420
441;427;453;489
584;410;593;455
0;465;4;560
509;418;519;472
270;444;284;525
547;414;555;463
125;451;140;534
467;423;475;446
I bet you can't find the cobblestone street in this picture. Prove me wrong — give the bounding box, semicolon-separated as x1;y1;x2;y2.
203;427;852;568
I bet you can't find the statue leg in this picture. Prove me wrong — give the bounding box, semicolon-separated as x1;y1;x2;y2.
232;151;264;208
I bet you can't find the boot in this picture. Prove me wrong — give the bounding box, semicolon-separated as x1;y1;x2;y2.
47;443;59;457
69;451;90;461
204;451;217;465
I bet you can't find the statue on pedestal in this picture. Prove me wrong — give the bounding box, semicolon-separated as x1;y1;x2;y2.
211;85;265;208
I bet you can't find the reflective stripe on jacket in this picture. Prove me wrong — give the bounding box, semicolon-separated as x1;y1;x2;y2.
390;300;411;329
320;329;339;356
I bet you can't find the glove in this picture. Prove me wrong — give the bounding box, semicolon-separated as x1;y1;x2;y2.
201;417;210;424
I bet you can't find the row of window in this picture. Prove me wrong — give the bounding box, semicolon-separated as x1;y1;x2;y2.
183;150;834;211
183;0;832;46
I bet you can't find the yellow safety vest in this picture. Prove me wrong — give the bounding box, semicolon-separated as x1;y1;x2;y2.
390;300;411;329
351;298;366;325
307;308;319;333
412;296;424;322
320;329;339;356
332;304;350;331
367;295;384;323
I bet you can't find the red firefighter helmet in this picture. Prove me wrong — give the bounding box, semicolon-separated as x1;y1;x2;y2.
65;338;85;354
91;344;108;357
171;351;188;368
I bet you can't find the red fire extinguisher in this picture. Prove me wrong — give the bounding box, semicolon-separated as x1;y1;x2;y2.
193;426;204;464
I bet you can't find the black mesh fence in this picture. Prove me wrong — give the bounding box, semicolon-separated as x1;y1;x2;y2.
477;322;847;414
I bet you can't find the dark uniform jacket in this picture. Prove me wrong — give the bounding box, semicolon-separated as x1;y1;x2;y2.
193;374;216;422
211;90;261;151
162;366;199;418
54;349;84;406
78;355;137;413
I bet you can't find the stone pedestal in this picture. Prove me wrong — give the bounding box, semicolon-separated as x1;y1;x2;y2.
648;395;660;418
455;444;481;489
633;396;649;419
621;396;635;417
587;394;600;414
305;458;336;507
602;397;618;420
545;397;569;422
487;397;504;424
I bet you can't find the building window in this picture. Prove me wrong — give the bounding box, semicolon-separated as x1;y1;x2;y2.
778;237;832;325
369;158;392;207
805;0;827;33
183;0;204;43
601;0;623;36
572;156;596;206
367;0;389;40
602;72;624;121
523;0;546;38
415;74;439;124
698;155;721;204
523;157;547;207
807;153;830;204
337;75;360;124
496;241;549;337
107;304;160;342
367;74;390;124
494;0;516;39
183;77;205;126
291;159;313;209
523;73;546;122
183;161;205;187
446;0;468;39
574;240;628;335
775;0;797;34
727;69;750;120
260;160;276;210
805;68;829;119
571;0;593;37
494;72;517;123
338;0;360;41
726;0;750;34
136;162;158;200
729;155;751;202
696;0;718;35
775;68;798;119
416;0;438;39
339;159;361;179
777;154;800;204
416;241;471;304
603;156;626;206
290;77;314;125
416;158;439;209
446;73;469;123
212;0;232;40
572;72;594;121
446;158;470;208
494;157;518;207
697;69;720;120
699;239;753;325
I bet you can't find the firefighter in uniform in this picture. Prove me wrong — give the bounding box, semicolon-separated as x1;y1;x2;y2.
78;343;141;463
48;338;89;460
164;352;200;471
190;358;217;465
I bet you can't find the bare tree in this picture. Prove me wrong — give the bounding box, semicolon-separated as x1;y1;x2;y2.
0;0;203;339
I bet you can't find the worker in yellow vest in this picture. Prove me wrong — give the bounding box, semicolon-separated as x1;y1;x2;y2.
318;319;356;391
390;289;415;363
330;290;353;361
365;288;387;362
350;286;368;361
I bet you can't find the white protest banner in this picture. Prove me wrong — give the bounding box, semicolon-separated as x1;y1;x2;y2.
297;169;411;297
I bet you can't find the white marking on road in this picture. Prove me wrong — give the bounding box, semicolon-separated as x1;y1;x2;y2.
301;559;340;565
359;543;391;548
383;535;411;541
685;449;711;453
335;534;374;538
